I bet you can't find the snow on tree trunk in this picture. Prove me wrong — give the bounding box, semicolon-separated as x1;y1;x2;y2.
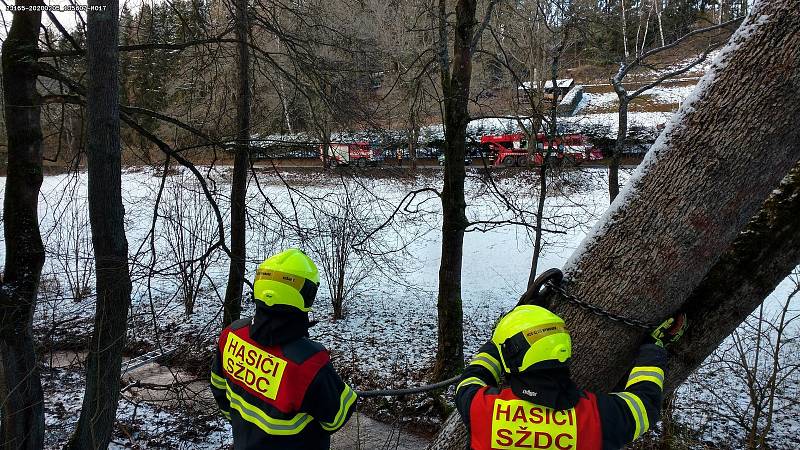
430;1;800;446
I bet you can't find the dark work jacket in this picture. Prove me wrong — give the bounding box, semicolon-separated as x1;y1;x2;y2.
455;341;667;450
210;306;357;450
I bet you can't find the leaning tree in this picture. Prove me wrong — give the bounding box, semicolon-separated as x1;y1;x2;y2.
430;0;800;447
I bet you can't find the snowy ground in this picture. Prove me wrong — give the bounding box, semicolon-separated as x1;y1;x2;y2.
1;167;797;448
578;83;696;113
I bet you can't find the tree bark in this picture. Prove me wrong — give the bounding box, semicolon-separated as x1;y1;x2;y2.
432;0;478;381
430;1;800;446
66;1;133;448
527;162;546;284
665;161;800;394
408;115;419;171
0;4;46;449
222;0;251;326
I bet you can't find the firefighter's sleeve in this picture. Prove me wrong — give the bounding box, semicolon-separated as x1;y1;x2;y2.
455;340;503;428
302;362;357;433
210;344;232;420
595;343;667;448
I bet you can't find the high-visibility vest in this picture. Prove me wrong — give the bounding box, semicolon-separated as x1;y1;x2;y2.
468;386;602;450
217;324;330;433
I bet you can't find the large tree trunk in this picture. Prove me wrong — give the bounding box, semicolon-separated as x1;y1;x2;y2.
666;161;800;393
66;1;133;448
0;4;46;449
560;0;800;390
432;0;477;382
430;2;800;446
222;0;251;326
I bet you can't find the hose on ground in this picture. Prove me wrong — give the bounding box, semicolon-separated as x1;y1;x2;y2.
355;375;461;398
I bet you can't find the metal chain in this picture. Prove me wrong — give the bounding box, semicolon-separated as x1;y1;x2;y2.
356;276;654;397
545;280;656;330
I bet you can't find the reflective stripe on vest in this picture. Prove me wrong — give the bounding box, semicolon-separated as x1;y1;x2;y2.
469;387;602;450
612;392;650;440
211;370;312;435
227;384;313;435
457;376;488;393
625;366;664;390
320;384;357;431
469;352;502;384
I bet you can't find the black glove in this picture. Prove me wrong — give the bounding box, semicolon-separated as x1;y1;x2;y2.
646;313;687;348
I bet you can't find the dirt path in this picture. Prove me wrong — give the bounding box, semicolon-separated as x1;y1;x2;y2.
46;351;431;449
124;360;432;449
332;413;431;450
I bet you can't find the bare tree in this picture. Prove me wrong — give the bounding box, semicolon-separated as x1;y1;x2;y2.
682;273;800;449
161;174;219;316
44;179;94;303
475;0;582;286
0;3;46;448
432;0;500;381
306;188;377;320
375;0;440;171
222;0;251;326
65;1;133;448
621;0;629;58
608;17;740;201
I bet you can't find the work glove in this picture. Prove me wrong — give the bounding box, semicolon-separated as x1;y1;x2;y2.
646;313;687;348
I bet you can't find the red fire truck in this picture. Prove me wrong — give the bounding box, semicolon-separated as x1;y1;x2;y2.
480;133;602;167
320;142;381;167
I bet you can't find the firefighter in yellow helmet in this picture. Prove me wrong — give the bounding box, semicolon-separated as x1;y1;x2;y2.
455;305;686;450
210;249;357;450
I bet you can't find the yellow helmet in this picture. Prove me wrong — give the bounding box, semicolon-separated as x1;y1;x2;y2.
492;305;572;373
253;249;320;312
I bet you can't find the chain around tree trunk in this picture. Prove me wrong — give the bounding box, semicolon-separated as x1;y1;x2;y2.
545;279;656;330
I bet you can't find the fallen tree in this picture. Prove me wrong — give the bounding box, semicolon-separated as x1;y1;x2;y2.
666;161;800;393
430;0;800;447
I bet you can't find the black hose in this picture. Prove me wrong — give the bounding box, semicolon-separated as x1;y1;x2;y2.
355;375;461;398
